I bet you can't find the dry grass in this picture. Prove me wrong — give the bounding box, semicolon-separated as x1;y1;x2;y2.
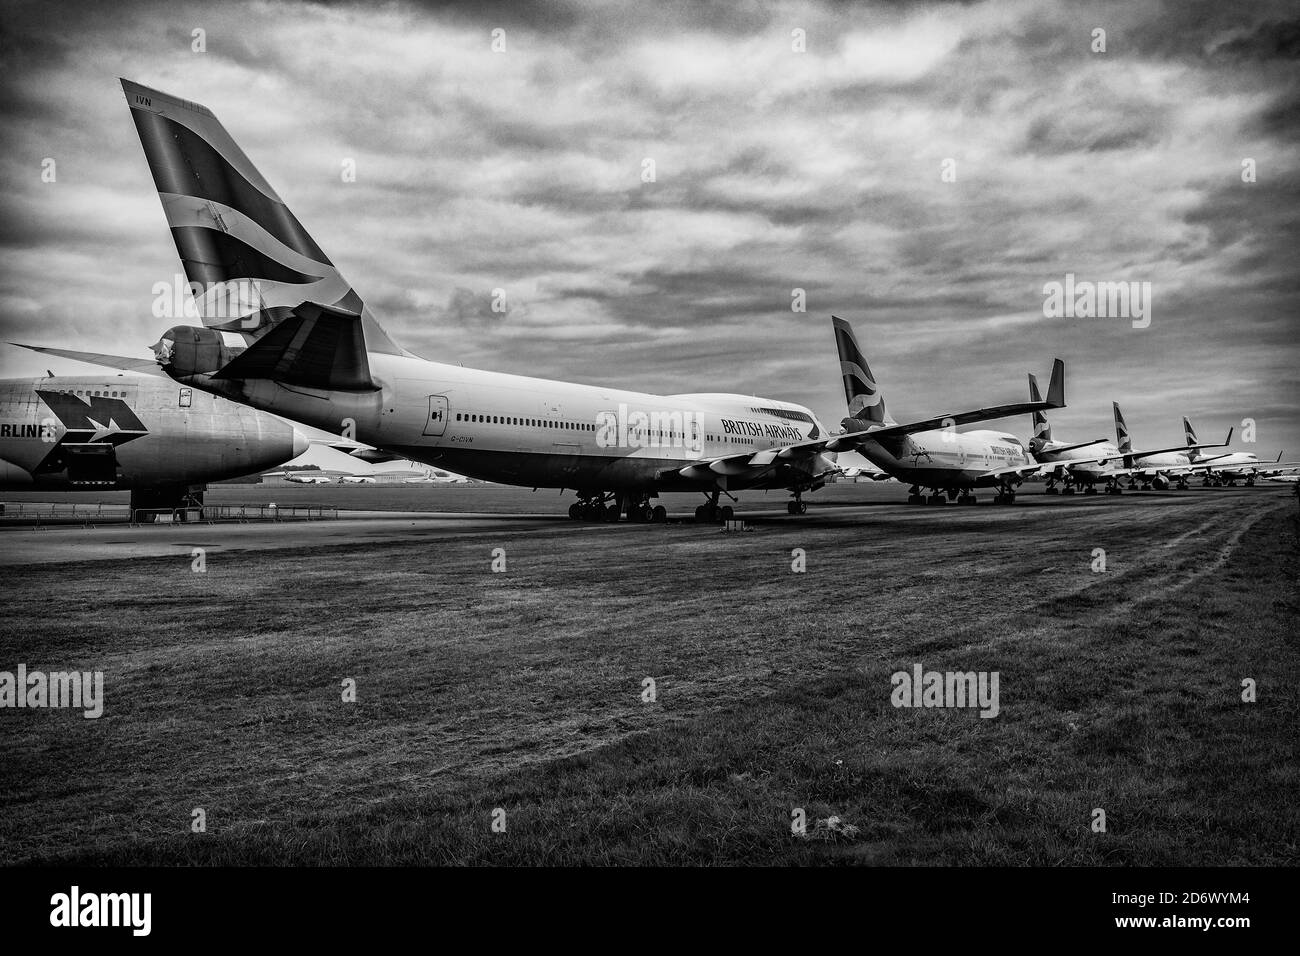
0;487;1295;864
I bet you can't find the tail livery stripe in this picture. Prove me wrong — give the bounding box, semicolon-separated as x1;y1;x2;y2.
1028;373;1050;440
131;109;332;264
831;316;893;424
122;78;402;354
1113;402;1131;454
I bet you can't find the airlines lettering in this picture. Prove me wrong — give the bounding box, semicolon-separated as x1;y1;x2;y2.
720;419;803;442
0;422;57;439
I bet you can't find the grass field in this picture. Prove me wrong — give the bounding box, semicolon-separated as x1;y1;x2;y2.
1;485;1296;864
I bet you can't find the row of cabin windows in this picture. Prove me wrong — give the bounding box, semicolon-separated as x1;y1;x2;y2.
456;413;595;431
52;389;125;398
453;413;692;442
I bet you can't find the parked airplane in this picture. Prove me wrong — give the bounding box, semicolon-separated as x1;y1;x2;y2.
830;317;1064;505
1179;419;1299;486
26;80;877;523
0;371;306;514
267;471;332;484
1027;377;1228;494
404;470;470;484
338;475;375;484
1023;375;1111;495
1112;404;1231;490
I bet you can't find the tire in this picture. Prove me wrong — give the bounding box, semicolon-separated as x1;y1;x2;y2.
695;504;709;522
719;505;734;521
605;504;621;522
568;503;583;520
652;505;667;523
797;501;807;515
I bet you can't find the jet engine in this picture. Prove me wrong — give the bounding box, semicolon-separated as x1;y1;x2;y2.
152;326;241;377
1151;475;1170;491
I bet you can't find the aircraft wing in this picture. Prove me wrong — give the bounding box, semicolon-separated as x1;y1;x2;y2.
986;462;1048;480
1129;428;1233;462
1044;438;1108;454
664;434;839;484
12;344;170;377
845;358;1065;442
1192;458;1300;475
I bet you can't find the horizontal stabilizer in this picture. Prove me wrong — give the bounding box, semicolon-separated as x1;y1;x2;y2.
11;344;169;377
853;358;1065;440
213;302;376;391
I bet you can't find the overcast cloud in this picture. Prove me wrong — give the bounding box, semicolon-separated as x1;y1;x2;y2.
1;0;1296;452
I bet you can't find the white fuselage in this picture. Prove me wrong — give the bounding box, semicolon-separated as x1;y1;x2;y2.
180;351;830;493
858;428;1033;489
1034;439;1123;481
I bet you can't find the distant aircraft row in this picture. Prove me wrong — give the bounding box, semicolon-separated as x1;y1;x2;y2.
265;468;471;485
4;79;1294;520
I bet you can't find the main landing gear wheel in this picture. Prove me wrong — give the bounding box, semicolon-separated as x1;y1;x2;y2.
1084;486;1098;495
719;505;735;521
651;505;667;523
1063;486;1076;496
786;500;807;515
1045;485;1059;495
958;493;976;506
927;494;946;505
568;502;583;520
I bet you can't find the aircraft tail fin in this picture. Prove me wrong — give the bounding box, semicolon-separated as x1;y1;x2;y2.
1114;402;1132;455
1028;373;1051;443
831;316;895;426
1183;416;1200;460
121;78;403;356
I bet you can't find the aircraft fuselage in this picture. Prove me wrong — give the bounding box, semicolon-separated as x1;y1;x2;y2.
169;351;833;494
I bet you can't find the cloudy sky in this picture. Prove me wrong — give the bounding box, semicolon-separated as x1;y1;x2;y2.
1;0;1297;454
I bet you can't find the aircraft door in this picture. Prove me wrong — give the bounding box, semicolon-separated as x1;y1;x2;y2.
424;395;449;436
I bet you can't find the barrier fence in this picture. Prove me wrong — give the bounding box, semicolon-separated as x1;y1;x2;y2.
0;502;339;527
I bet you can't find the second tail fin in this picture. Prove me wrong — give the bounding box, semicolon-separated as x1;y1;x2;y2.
831;316;895;426
1114;402;1132;455
1028;373;1051;444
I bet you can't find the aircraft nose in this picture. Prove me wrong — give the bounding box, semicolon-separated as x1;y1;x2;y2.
292;429;310;459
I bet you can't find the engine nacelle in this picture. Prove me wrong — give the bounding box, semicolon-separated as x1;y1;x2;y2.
1152;474;1170;491
153;325;241;377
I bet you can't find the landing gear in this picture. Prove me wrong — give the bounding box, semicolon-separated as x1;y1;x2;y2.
957;491;977;506
1083;485;1098;495
696;490;740;523
906;484;924;505
992;481;1018;505
927;493;947;505
570;491;666;523
1062;485;1076;496
1245;476;1256;487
